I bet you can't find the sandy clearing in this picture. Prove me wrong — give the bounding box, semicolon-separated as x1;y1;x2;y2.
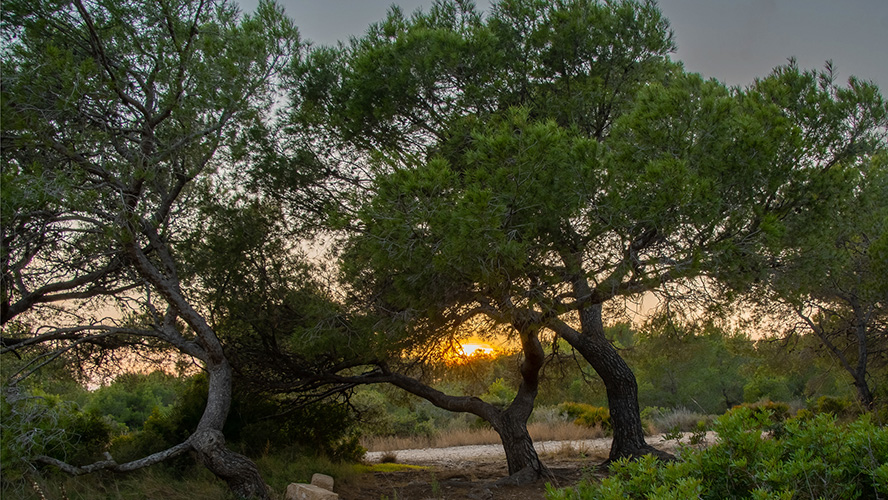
365;431;716;466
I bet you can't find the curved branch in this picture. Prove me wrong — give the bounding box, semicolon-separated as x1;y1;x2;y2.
36;441;192;475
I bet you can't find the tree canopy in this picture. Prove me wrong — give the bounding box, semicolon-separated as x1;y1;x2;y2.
290;0;887;462
1;0;300;496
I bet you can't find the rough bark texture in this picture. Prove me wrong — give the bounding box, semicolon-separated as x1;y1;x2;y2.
191;429;270;499
553;304;672;462
491;325;551;480
193;359;270;499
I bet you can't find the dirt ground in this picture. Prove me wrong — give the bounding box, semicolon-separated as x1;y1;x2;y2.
335;455;603;500
334;433;713;499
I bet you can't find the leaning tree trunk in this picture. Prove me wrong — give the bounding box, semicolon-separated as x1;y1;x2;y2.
191;358;270;499
557;303;672;462
127;241;270;499
363;321;550;484
382;373;547;483
490;324;551;481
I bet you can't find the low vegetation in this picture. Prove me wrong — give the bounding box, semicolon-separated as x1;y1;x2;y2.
546;406;888;499
3;321;883;498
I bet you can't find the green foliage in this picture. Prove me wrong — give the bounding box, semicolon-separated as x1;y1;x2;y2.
730;400;791;423
1;386;114;483
742;374;793;405
547;409;888;499
630;323;752;414
809;395;858;419
110;373;363;464
481;378;518;408
558;402;611;430
86;371;184;431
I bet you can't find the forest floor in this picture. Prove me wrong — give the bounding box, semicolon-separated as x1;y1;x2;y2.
335;432;714;499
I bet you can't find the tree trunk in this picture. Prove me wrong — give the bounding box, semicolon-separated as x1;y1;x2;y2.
492;324;550;481
191;429;269;499
555;304;672;462
350;322;550;484
493;408;549;482
126;241;270;499
852;302;875;411
192;359;270;499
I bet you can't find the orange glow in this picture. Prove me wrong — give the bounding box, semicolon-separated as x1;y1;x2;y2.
441;338;498;365
457;342;495;357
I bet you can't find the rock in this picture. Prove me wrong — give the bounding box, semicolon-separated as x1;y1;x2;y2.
285;483;339;500
311;473;335;491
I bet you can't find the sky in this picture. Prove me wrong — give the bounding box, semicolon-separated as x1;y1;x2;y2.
238;0;887;91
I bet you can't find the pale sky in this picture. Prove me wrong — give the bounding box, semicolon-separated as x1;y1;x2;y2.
239;0;887;90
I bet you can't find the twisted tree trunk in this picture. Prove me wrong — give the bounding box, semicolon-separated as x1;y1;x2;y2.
491;324;550;480
191;359;270;499
127;241;270;499
339;322;550;484
552;304;672;462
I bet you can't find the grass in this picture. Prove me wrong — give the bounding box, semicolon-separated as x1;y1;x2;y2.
3;466;231;500
644;407;714;434
361;421;602;452
353;463;430;473
3;450;367;500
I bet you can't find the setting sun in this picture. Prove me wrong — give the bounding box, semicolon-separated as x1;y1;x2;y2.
441;338;499;365
457;342;495;357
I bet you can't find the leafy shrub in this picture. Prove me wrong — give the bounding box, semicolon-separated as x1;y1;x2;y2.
482;378;518;408
558;402;611;430
546;407;888;499
732;400;791;422
743;373;794;403
810;395;857;418
110;374;364;464
85;371;184;431
1;386;115;482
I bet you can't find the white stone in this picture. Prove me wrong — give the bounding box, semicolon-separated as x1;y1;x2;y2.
310;473;335;491
285;482;339;500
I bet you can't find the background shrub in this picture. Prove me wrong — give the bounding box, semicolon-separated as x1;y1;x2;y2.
558;402;611;430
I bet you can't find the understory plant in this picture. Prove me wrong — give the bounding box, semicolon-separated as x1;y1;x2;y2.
546;406;888;499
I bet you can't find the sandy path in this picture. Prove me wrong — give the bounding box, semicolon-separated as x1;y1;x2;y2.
365;432;715;466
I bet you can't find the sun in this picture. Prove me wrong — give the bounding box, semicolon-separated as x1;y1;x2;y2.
457;342;495;357
441;337;497;365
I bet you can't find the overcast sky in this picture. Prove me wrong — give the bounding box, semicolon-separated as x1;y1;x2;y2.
238;0;887;90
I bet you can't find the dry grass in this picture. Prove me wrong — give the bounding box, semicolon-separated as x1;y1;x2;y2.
362;421;602;452
529;421;604;442
646;407;714;434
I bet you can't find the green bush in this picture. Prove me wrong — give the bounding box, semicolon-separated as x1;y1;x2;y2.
1;387;115;483
810;395;857;418
546;408;888;499
732;400;791;422
743;373;793;404
110;374;364;465
482;378;518;408
85;371;184;431
558;402;611;430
